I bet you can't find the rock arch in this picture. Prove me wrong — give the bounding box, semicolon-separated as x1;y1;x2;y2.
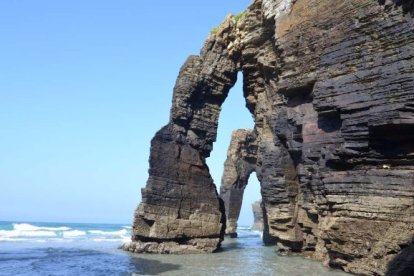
123;17;242;254
219;129;258;237
124;0;414;274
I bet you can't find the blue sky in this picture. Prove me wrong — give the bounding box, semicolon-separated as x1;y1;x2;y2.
0;0;260;225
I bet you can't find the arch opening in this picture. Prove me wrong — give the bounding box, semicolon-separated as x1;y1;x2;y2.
125;17;265;253
240;172;262;231
205;72;262;239
206;72;255;184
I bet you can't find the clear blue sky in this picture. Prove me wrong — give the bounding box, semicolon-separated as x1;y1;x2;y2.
0;0;260;225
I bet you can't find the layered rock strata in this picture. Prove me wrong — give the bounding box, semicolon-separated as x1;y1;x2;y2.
219;129;257;237
126;0;414;274
123;17;240;254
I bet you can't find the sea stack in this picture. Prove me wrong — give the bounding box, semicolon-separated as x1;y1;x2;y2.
251;200;264;231
125;0;414;274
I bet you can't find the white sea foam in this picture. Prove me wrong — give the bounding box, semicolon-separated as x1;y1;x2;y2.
0;222;132;244
0;237;32;242
0;238;49;243
92;238;124;242
88;229;127;236
122;236;131;243
0;229;57;238
62;230;86;238
13;223;71;231
237;226;251;231
0;223;71;239
252;230;263;238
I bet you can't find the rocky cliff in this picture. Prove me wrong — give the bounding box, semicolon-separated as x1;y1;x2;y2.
124;0;414;274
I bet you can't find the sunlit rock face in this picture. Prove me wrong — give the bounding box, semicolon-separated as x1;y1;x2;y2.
122;17;240;254
125;0;414;274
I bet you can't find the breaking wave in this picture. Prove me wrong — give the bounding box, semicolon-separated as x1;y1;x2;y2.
62;230;87;238
0;222;131;243
13;223;71;231
88;229;127;236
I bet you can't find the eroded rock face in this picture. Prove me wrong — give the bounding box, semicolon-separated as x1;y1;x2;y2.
252;200;264;231
219;129;257;237
127;0;414;274
123;17;240;254
240;1;413;274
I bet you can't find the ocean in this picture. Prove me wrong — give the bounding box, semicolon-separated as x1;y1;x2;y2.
0;221;348;275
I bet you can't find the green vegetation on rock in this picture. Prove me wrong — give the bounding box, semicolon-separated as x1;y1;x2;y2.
211;26;219;34
233;11;246;22
210;11;246;34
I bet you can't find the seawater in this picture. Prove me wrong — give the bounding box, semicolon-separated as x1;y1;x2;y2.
0;221;349;275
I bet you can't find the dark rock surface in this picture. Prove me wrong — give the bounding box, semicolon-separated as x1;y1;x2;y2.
126;0;414;274
123;16;239;254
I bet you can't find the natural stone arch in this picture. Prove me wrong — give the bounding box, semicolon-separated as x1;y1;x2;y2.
124;1;414;274
122;0;281;254
219;129;258;237
122;17;243;253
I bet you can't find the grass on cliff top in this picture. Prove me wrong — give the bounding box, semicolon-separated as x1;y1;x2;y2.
211;26;219;34
233;11;246;22
210;11;246;34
